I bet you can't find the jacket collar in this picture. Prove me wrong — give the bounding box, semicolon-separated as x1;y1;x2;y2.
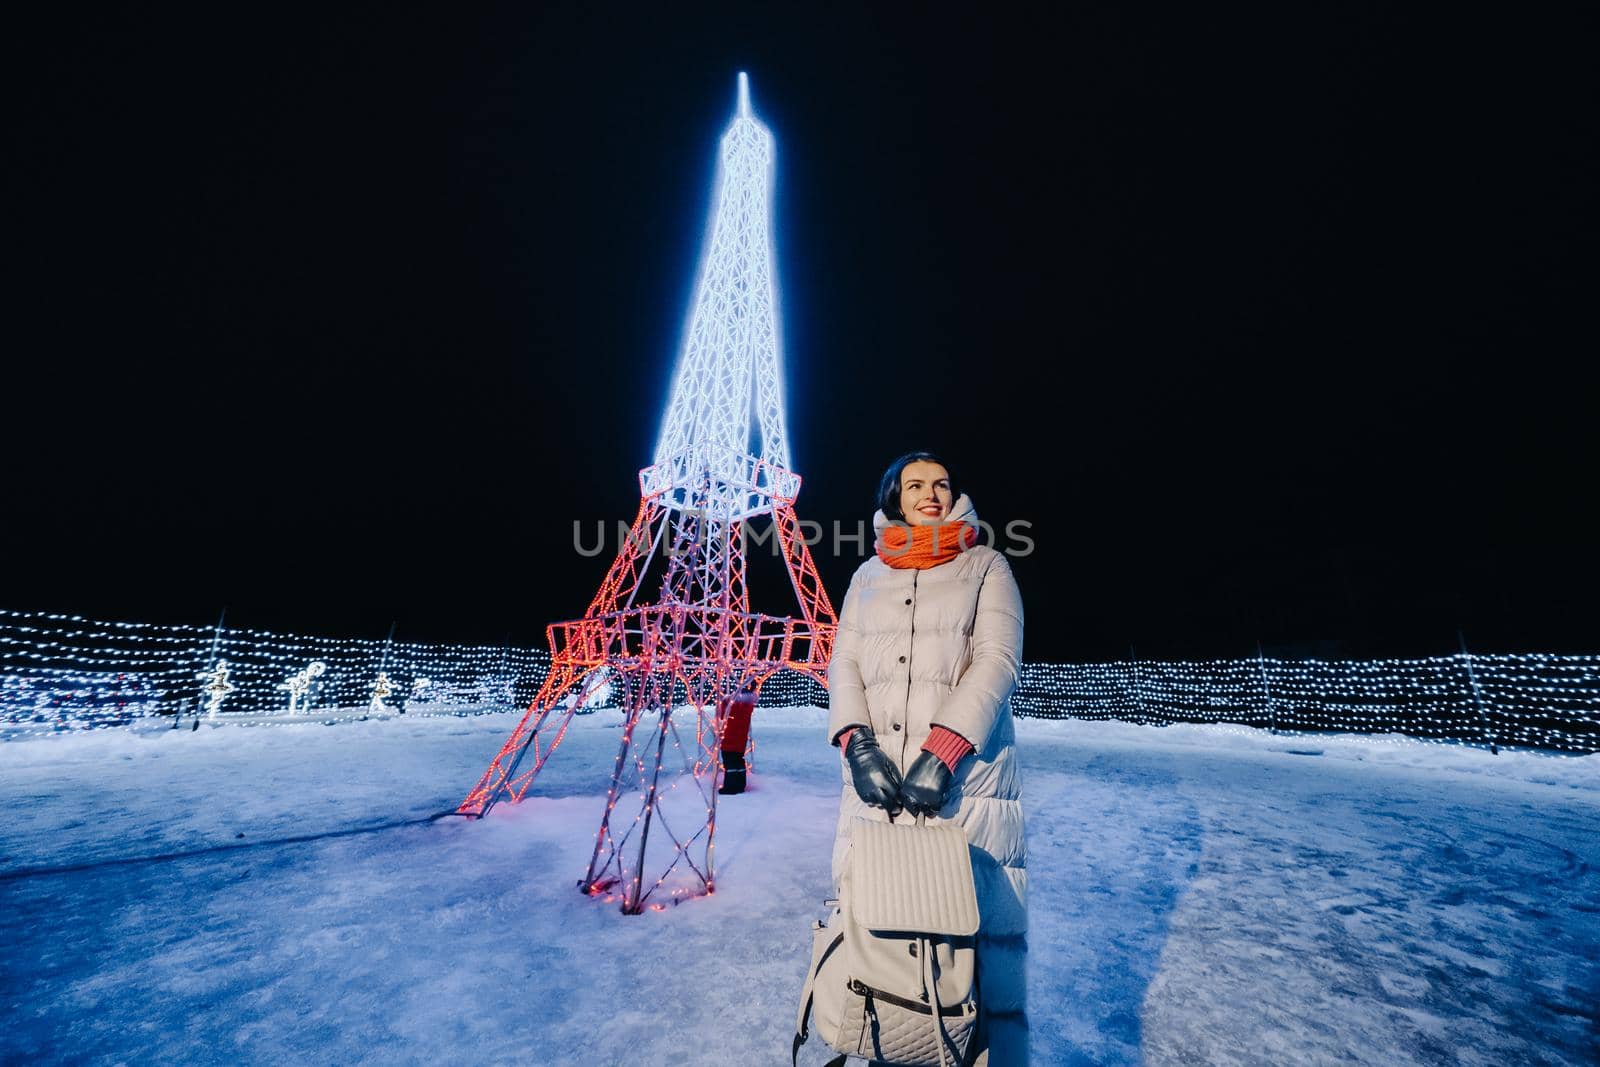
872;492;979;537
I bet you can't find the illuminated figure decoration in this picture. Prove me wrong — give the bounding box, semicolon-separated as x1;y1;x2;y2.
302;660;328;711
370;671;393;713
199;660;235;719
459;73;837;914
282;660;327;714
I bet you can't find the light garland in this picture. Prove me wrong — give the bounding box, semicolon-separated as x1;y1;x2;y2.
4;606;1596;753
0;608;559;736
1005;654;1600;753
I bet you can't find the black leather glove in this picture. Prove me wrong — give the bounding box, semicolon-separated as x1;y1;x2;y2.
843;727;903;811
899;750;954;817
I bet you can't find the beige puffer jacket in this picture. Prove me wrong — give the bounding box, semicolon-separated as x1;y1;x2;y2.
826;492;1028;1065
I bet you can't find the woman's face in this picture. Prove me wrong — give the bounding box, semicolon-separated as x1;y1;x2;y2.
899;461;953;526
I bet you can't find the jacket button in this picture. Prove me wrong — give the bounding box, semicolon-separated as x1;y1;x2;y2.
892;723;902;731
904;598;912;605
898;655;906;663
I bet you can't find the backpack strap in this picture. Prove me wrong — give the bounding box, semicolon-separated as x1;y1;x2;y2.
793;928;845;1066
967;955;982;1067
922;935;952;1067
923;932;981;1067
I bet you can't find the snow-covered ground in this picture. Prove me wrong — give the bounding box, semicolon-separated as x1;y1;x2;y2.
1;710;1595;1065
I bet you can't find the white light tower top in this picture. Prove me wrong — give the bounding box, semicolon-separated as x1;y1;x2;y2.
649;72;794;520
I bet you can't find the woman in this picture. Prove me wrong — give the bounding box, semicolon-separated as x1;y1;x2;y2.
828;451;1028;1065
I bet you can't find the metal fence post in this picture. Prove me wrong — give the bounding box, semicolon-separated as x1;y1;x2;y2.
1458;629;1498;755
1257;641;1278;735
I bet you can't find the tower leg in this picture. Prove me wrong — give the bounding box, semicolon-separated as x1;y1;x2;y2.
581;667;649;896
623;702;673;914
459;663;601;817
580;673;720;913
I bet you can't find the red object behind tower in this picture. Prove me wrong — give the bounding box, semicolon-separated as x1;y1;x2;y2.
720;689;757;754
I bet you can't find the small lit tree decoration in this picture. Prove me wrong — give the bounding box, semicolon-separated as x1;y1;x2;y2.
198;660;235;719
282;660;327;714
459;74;837;914
370;671;393;713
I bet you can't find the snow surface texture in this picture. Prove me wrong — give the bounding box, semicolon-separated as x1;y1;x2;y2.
1;710;1595;1065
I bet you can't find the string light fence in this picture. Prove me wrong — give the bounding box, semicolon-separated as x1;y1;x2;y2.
704;652;1600;754
4;607;1594;753
0;608;557;735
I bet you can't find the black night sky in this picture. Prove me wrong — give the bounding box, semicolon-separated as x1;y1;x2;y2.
9;6;1597;661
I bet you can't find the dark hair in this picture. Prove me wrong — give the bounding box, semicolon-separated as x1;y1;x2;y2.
876;451;956;522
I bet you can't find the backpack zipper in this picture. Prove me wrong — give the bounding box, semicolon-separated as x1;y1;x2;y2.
848;978;970;1017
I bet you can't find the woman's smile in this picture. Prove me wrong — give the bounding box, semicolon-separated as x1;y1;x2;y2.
899;460;954;526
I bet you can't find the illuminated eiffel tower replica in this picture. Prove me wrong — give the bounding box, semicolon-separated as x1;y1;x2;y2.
459;74;837;914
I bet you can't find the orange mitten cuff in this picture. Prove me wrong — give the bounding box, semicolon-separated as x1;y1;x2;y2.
922;725;974;771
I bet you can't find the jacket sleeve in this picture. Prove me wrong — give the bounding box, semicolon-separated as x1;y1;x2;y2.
826;573;872;746
932;553;1024;753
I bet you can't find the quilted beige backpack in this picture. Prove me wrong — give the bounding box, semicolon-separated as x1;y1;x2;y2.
793;815;980;1066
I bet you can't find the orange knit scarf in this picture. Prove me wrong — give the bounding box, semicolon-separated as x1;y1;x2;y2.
875;521;979;569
